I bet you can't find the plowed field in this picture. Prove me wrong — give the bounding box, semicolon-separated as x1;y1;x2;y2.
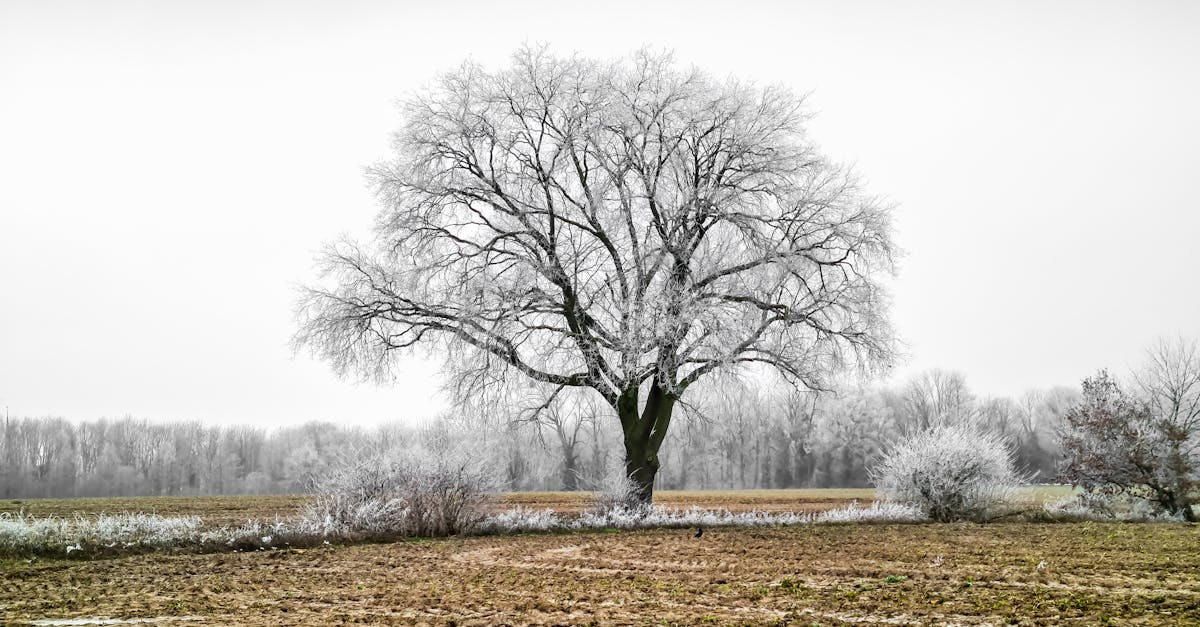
4;521;1198;625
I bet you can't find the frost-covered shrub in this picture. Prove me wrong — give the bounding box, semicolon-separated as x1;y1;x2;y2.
588;464;646;518
477;507;564;534
1041;491;1116;521
871;424;1024;522
84;512;204;546
300;451;495;537
814;500;927;524
1125;498;1187;522
1041;492;1190;522
1059;369;1199;521
207;518;300;551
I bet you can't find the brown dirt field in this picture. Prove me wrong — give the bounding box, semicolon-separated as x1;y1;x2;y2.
502;488;878;515
3;522;1198;626
0;495;309;528
0;490;880;527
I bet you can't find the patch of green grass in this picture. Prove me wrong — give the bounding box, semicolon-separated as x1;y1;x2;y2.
778;577;805;591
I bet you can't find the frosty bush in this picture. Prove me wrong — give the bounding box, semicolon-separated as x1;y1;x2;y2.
871;424;1024;522
588;464;646;518
1042;492;1188;522
1059;368;1199;521
1040;491;1115;521
301;451;495;537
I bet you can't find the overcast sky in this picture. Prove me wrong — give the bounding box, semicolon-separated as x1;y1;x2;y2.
2;0;1197;426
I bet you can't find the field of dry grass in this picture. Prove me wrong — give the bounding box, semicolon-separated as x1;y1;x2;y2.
503;488;881;516
0;487;1074;528
4;518;1198;625
3;488;1193;625
0;489;883;527
0;495;307;529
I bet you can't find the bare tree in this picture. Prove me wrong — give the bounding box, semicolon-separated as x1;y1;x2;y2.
812;389;895;487
776;388;819;487
522;389;601;491
1010;386;1077;480
296;47;896;503
1061;357;1198;521
897;369;976;432
1135;337;1200;515
978;397;1019;438
1135;337;1200;441
28;417;69;483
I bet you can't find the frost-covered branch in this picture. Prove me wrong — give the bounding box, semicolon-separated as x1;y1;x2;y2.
295;46;897;503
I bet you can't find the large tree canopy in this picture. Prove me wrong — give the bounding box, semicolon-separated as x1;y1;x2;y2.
297;48;897;502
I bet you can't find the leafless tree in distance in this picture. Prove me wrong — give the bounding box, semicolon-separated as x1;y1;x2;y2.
898;369;976;432
1060;337;1200;521
1135;337;1200;443
295;47;897;504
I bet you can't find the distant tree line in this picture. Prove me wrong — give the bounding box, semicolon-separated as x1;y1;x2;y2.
654;372;1077;490
0;370;1076;499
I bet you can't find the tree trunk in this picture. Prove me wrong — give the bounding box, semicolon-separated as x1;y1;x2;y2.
617;381;677;505
560;447;579;491
623;435;658;504
552;419;581;491
1162;492;1198;522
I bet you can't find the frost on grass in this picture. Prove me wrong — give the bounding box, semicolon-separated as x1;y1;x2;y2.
297;450;494;537
0;512;308;558
577;506;813;530
0;512;203;556
3;498;930;556
1042;492;1189;522
477;507;565;534
481;504;815;533
480;501;925;534
814;500;926;523
471;505;818;535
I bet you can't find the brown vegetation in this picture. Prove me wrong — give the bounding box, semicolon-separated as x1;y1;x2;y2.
3;521;1198;625
0;490;881;528
0;495;307;529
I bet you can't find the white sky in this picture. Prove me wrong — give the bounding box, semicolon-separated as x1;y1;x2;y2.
2;0;1198;426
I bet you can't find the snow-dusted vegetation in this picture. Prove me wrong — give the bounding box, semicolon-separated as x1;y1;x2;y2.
587;465;649;517
0;512;204;556
0;497;934;558
0;511;306;557
475;506;565;534
8;332;1196;559
298;451;494;537
813;500;927;524
1057;340;1200;522
577;506;815;530
1041;492;1190;523
871;423;1024;522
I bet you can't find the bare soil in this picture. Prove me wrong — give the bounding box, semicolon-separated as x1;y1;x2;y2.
3;519;1198;625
